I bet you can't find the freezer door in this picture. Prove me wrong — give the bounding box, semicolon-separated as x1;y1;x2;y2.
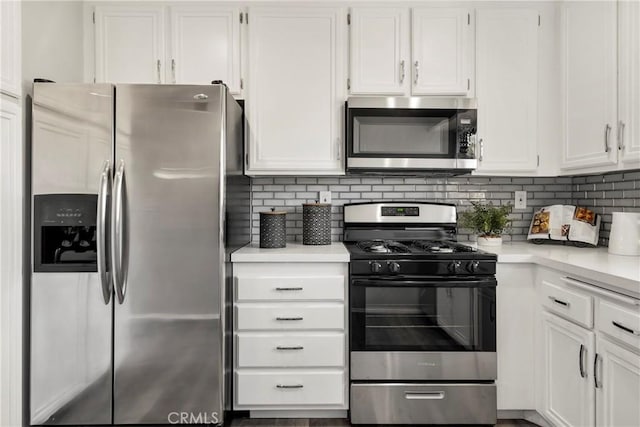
30;83;114;425
113;85;227;425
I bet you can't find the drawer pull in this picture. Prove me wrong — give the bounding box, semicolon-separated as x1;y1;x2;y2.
612;321;640;336
275;316;303;321
276;345;304;351
276;384;303;389
275;287;303;291
405;391;445;400
549;296;570;307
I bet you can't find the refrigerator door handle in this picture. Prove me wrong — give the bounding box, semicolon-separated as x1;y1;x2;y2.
97;160;112;304
112;159;126;304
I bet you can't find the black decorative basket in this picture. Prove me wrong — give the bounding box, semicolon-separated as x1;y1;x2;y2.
302;203;331;245
260;209;286;248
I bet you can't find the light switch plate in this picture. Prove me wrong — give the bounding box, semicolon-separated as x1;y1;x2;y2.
515;191;527;209
319;191;331;204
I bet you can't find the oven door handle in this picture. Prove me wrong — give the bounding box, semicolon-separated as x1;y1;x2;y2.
352;279;496;288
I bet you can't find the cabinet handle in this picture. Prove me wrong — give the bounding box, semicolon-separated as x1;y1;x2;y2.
276;384;303;389
618;121;626;151
400;60;405;84
405;391;445;400
548;296;570;308
171;58;176;83
612;321;640;336
276;345;304;351
594;353;602;389
414;61;419;85
336;138;342;161
275;287;303;291
578;344;586;378
156;59;161;84
604;124;611;153
275;316;303;321
478;138;484;162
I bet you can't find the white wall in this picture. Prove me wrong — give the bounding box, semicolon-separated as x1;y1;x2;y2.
21;1;84;94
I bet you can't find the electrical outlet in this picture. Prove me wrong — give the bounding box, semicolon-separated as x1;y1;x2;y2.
515;191;527;209
319;191;331;204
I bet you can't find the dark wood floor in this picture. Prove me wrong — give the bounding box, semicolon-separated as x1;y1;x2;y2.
229;418;537;426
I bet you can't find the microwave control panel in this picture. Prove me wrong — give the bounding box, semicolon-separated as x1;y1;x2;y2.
457;110;477;159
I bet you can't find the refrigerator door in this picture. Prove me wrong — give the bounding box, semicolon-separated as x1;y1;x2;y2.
113;85;227;424
30;83;114;425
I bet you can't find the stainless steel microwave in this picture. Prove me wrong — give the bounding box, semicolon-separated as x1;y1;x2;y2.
346;97;478;175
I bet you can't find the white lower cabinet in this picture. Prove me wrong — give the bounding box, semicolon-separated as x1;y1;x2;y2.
233;262;348;412
537;268;640;427
541;311;596;427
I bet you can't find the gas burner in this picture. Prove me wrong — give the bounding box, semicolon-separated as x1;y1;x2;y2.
357;240;411;254
412;240;477;254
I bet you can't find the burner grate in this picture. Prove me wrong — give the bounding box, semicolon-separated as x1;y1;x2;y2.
357;240;412;254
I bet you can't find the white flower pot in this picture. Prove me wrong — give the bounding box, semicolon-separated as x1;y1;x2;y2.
477;236;503;246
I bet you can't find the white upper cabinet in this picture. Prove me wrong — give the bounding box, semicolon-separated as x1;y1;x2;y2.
349;7;409;95
0;0;21;98
411;8;473;96
475;8;539;173
93;4;241;93
560;1;618;171
246;7;345;175
618;0;640;166
168;6;241;92
94;5;165;84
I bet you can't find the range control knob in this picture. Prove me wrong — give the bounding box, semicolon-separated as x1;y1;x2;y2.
447;261;462;274
467;261;481;273
388;261;401;274
370;261;382;273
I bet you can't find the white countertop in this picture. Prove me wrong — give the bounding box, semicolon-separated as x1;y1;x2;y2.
231;242;350;263
484;242;640;299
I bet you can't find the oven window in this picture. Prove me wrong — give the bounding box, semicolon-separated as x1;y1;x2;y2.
351;284;496;352
353;116;450;155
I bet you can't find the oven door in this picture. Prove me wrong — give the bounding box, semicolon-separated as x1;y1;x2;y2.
350;277;496;381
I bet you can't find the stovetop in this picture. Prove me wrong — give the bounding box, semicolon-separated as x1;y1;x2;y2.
345;239;497;260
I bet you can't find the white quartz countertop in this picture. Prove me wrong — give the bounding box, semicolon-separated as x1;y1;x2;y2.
486;242;640;298
231;242;350;263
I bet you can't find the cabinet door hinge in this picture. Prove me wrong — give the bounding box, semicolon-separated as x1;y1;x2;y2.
92;11;95;24
538;15;541;26
467;13;471;25
240;78;244;90
347;78;351;90
347;13;351;25
537;155;540;167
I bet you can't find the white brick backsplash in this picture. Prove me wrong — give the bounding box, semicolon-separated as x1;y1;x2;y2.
248;171;639;244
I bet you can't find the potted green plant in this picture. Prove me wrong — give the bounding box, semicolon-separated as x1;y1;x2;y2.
459;201;512;246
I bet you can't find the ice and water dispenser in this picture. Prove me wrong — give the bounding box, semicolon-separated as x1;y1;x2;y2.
33;194;98;272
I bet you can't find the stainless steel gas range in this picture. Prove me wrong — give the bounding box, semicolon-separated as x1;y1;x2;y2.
343;202;497;425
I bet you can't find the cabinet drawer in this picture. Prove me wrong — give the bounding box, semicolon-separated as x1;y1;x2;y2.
597;300;640;350
540;280;593;328
235;370;345;406
236;275;344;302
236;332;345;368
235;303;344;331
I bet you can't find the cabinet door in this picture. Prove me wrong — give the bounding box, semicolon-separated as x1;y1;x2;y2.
475;9;538;173
411;8;472;96
596;336;640;427
94;5;165;83
168;6;241;94
541;312;595;427
618;0;640;166
0;0;21;97
349;7;409;95
560;2;617;170
246;8;345;175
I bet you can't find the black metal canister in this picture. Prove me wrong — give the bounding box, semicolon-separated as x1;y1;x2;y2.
259;208;287;248
302;202;331;245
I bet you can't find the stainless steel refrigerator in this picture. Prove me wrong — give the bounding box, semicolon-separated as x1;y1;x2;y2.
28;83;250;425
